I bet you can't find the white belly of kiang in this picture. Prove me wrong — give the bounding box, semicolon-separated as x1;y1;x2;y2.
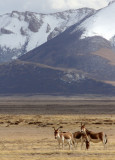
90;138;101;143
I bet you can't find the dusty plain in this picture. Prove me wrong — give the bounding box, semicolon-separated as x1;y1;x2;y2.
0;95;114;160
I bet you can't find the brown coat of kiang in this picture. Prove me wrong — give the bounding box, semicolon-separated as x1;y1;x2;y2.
81;123;107;148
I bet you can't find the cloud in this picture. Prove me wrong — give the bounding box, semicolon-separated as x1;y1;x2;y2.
0;0;109;15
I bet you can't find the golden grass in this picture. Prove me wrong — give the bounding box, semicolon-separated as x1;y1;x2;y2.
0;114;114;160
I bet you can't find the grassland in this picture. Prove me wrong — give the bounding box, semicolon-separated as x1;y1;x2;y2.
0;95;114;160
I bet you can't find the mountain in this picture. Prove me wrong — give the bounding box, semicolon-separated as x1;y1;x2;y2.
20;2;115;85
0;3;115;95
0;60;114;95
0;8;95;63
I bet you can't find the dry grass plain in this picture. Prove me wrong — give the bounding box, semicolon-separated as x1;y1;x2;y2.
0;95;114;160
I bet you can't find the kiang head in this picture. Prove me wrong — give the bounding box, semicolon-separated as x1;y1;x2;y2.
53;126;62;139
81;123;86;133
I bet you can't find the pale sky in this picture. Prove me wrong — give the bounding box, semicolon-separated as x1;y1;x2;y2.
0;0;112;15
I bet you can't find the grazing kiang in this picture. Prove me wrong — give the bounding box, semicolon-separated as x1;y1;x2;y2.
53;126;73;150
73;131;90;150
81;123;107;148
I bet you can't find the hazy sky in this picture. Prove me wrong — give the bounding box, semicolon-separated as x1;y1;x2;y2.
0;0;112;15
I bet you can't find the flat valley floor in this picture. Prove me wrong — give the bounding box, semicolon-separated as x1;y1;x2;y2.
0;95;115;160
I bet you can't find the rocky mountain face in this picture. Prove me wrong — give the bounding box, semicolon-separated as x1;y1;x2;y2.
0;8;95;63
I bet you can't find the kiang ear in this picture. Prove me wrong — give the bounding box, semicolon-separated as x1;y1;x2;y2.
81;122;86;127
57;126;63;130
52;127;55;130
60;126;63;128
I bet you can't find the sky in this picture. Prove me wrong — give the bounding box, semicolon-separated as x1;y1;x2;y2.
0;0;112;15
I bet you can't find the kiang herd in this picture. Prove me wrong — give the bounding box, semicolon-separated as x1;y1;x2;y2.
53;123;108;150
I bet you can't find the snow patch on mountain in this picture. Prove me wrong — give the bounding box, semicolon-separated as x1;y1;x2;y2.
61;71;86;83
0;8;95;63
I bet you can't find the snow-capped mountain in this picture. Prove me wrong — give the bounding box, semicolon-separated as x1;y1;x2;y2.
1;3;115;95
0;8;95;63
19;1;115;84
72;1;115;46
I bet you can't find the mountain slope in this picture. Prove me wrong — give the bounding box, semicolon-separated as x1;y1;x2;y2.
20;27;115;81
0;60;114;95
20;2;115;82
0;8;95;63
